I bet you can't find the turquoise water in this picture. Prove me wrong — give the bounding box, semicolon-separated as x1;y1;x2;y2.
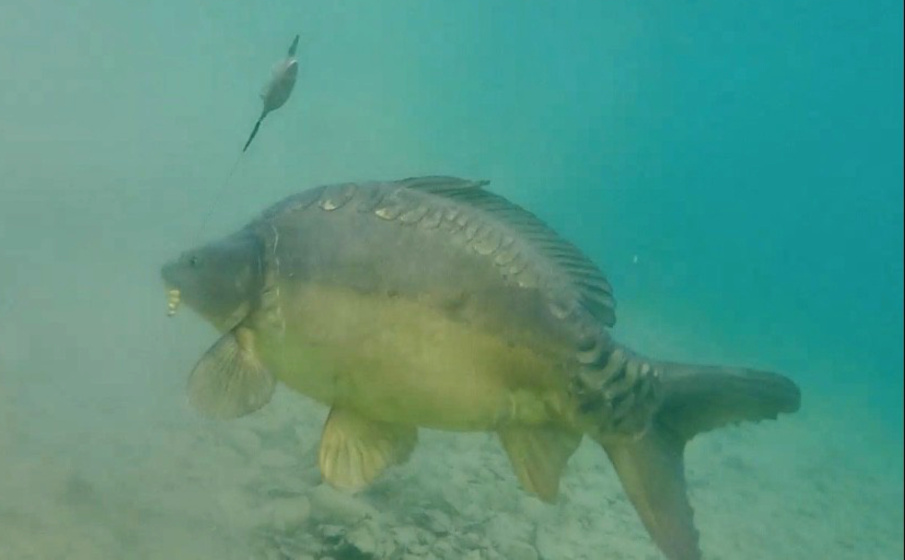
0;1;901;559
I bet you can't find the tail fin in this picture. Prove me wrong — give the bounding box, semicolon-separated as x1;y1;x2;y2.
655;362;801;442
599;362;800;560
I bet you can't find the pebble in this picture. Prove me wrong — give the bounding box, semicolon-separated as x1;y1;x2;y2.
309;484;378;524
485;513;533;543
258;448;297;469
345;520;383;557
431;536;461;559
503;540;539;560
417;508;453;535
229;428;262;457
392;525;427;550
260;496;311;531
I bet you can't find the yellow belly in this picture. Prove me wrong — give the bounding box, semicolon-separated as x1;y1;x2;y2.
257;283;573;431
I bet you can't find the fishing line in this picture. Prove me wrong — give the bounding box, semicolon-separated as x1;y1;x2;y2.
192;33;299;245
194;149;245;243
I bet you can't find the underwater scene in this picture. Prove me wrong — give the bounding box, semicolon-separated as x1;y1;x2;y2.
0;2;902;559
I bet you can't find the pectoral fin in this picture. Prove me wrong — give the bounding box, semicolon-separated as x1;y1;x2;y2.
186;327;275;419
318;407;417;492
498;425;582;502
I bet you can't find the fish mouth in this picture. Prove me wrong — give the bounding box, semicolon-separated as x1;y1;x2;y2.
166;288;181;317
160;259;183;317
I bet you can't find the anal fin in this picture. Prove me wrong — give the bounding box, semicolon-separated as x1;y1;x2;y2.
187;327;275;419
318;407;418;492
498;425;582;503
600;426;701;560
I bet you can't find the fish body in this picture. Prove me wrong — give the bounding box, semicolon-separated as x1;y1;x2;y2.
161;176;801;560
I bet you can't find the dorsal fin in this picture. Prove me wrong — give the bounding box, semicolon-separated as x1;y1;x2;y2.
398;176;616;326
